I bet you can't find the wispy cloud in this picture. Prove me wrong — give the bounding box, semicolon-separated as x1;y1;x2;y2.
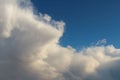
96;38;107;45
0;0;120;80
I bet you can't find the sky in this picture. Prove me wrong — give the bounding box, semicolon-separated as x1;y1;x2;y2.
32;0;120;49
1;0;120;80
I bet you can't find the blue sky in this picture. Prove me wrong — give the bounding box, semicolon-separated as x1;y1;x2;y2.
32;0;120;49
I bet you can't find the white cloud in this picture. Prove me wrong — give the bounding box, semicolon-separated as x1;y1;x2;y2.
96;38;107;45
0;0;120;80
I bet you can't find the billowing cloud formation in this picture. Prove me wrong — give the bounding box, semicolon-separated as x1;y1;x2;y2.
0;0;120;80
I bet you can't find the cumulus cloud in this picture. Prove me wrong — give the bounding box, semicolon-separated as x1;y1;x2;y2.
0;0;120;80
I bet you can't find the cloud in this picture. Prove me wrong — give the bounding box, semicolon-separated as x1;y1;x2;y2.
96;38;107;46
0;0;120;80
